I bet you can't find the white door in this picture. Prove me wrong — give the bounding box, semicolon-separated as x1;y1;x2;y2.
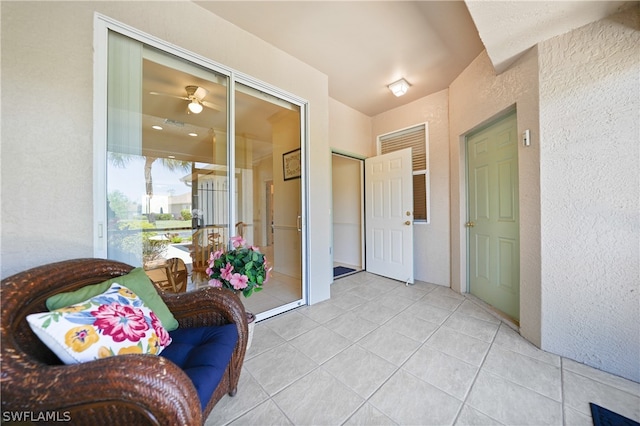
365;148;414;283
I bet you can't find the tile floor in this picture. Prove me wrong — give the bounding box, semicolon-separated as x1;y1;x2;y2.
206;272;640;426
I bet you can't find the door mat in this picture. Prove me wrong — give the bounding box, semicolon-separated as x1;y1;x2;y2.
590;403;640;426
333;266;356;278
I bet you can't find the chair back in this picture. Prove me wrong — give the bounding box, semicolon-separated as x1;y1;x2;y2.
1;259;133;365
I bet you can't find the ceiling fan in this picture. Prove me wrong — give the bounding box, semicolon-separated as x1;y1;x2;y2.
149;85;221;113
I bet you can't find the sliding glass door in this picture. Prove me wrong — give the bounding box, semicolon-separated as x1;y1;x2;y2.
233;83;303;318
102;27;305;319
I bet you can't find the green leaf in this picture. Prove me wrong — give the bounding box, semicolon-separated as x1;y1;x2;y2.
42;317;51;329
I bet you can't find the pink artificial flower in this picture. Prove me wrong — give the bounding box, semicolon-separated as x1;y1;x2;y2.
208;278;223;288
220;263;234;281
230;235;246;249
149;311;171;347
92;303;149;343
210;249;223;262
250;245;260;251
230;273;249;290
205;267;213;275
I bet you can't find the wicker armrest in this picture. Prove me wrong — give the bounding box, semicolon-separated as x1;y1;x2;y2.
160;287;249;376
2;351;201;425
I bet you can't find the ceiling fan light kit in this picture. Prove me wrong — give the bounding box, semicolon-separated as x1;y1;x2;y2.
388;78;410;97
150;85;221;113
188;99;203;114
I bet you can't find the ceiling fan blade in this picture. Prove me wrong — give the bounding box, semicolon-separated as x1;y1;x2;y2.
149;91;189;101
193;86;209;100
202;100;222;112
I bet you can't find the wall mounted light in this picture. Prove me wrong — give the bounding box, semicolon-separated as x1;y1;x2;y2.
188;99;203;114
388;78;410;97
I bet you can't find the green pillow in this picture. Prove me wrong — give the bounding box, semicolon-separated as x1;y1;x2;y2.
46;267;179;331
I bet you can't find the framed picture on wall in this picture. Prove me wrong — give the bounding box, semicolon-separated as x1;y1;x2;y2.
283;148;301;180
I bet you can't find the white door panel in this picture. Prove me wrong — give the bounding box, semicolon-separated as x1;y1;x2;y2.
365;148;414;283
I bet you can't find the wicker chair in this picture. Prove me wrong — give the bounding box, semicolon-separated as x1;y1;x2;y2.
1;258;248;425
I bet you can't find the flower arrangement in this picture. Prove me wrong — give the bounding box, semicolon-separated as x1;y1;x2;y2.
207;235;271;298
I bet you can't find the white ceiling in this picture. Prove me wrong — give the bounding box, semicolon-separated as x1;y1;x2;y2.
196;1;633;117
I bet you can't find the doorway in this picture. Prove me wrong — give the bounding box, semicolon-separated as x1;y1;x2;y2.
466;111;520;322
331;153;364;279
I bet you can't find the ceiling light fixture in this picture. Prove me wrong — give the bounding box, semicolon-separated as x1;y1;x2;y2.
188;99;203;114
152;125;163;130
388;78;410;97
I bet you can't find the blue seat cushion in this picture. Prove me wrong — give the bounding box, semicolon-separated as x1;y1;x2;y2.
161;324;238;411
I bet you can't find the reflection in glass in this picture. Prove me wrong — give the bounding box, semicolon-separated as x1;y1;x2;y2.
105;31;304;317
234;83;303;315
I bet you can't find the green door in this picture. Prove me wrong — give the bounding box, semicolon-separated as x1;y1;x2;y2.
466;111;519;321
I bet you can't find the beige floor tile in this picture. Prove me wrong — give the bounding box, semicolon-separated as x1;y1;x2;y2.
244;343;317;396
227;399;292;426
493;324;560;367
482;345;562;401
205;369;270;425
425;327;491;367
324;345;397;398
344;403;397;426
421;292;465;311
206;272;640;426
466;370;562;425
296;299;347;323
358;326;421;365
455;299;502;324
442;311;500;343
384;311;439;342
245;323;286;359
562;357;640;396
289;325;351;364
329;289;369;311
350;300;401;325
404;346;479;400
324;310;379;342
563;369;640;422
262;310;320;341
563;406;593;426
454;405;503;425
273;368;364;425
369;369;462;425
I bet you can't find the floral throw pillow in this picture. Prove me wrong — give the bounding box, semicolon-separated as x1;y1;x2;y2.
26;283;172;364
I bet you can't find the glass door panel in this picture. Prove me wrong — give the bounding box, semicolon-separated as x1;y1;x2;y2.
234;83;303;317
106;31;228;290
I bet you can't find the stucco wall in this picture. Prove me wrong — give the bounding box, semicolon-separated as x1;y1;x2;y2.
449;48;541;346
1;1;332;305
329;98;374;157
538;7;640;382
372;89;450;286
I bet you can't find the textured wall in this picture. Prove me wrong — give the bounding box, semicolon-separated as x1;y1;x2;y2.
449;48;541;346
1;1;332;305
372;89;451;286
538;6;640;381
329;98;374;157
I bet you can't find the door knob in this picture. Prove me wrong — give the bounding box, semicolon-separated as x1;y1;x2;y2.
465;221;475;228
405;221;411;226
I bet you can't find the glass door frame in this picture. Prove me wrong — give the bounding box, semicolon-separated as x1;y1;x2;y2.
93;14;308;319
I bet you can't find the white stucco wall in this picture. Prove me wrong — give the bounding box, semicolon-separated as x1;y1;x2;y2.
372;89;451;286
1;2;332;305
329;98;374;158
538;7;640;382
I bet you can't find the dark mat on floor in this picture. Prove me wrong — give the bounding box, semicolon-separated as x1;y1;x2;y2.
590;403;640;426
333;266;356;277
